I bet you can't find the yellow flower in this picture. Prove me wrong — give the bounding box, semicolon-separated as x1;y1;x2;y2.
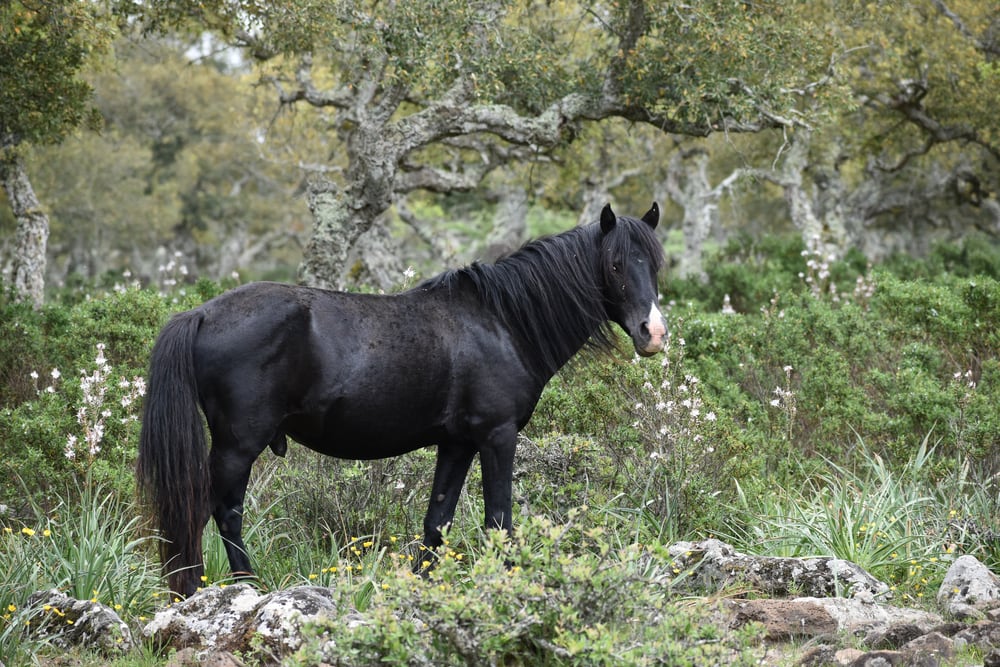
363;541;373;548
7;604;16;612
42;529;51;537
200;575;208;582
308;573;318;580
21;527;35;537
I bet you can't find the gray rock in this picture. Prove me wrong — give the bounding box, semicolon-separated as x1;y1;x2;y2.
728;597;942;643
728;598;838;640
668;539;891;599
899;631;953;662
25;589;135;655
142;583;263;652
952;619;1000;651
165;647;247;667
799;597;942;641
936;554;1000;619
143;584;340;659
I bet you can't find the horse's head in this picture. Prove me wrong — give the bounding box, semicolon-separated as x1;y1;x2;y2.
599;203;666;357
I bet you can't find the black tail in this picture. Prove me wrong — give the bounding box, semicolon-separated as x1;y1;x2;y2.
136;310;211;597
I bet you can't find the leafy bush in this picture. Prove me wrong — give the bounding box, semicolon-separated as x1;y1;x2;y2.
292;516;765;667
3;237;1000;663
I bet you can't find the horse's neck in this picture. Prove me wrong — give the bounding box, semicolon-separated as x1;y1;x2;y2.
504;267;605;379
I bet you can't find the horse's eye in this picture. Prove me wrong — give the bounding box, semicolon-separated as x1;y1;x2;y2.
611;263;620;273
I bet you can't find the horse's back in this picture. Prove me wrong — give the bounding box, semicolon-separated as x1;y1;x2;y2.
186;281;535;457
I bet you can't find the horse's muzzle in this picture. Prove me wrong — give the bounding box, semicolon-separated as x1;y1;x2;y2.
634;303;667;356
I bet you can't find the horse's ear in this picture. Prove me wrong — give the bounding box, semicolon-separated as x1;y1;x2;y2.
600;203;616;234
641;202;659;229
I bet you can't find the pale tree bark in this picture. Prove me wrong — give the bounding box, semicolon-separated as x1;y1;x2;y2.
0;148;49;308
575;126;644;227
660;141;748;282
743;129;852;260
577;166;642;228
483;183;528;261
746;125;994;262
351;217;407;290
663;146;714;282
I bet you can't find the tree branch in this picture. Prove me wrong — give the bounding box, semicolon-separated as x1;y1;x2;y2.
269;54;354;110
928;0;985;51
873;81;1000;161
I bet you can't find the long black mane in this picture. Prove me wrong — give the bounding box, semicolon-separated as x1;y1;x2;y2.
418;217;663;375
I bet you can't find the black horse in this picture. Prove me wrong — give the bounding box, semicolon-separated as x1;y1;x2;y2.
137;203;666;596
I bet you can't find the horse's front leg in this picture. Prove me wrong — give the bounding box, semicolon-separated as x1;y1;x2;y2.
478;425;518;537
418;443;476;571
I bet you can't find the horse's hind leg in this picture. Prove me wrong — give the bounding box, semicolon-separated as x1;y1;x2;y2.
207;427;265;584
208;450;256;582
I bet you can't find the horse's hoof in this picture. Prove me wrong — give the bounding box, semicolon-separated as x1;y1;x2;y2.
412;550;439;578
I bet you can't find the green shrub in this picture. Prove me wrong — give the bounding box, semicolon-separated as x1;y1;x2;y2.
292;516;764;667
0;283;216;512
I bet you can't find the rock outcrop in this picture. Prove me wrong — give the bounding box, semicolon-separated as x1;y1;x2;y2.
25;589;135;655
22;541;1000;666
141;584;346;658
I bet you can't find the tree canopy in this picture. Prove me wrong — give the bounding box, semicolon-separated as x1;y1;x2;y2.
113;0;847;288
2;0;997;296
0;1;112;148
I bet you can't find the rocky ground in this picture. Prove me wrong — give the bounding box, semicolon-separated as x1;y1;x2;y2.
20;540;1000;666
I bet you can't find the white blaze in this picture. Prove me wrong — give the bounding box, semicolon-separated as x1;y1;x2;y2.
645;301;667;353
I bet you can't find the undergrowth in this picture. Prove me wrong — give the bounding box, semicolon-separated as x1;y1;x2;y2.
2;235;1000;663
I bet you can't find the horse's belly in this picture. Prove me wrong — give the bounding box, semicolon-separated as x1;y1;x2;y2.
283;403;449;460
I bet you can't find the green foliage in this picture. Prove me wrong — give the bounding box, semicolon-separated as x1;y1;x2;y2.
0;1;112;146
622;1;847;127
3;243;1000;662
0;284;197;511
26;37;312;285
293;516;763;667
0;478;163;666
536;242;1000;506
723;433;995;605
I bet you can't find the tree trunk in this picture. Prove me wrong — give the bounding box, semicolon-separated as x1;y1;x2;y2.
298;178;378;289
0;150;49;307
664;146;716;283
483;184;528;261
351;216;406;291
297;123;398;290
